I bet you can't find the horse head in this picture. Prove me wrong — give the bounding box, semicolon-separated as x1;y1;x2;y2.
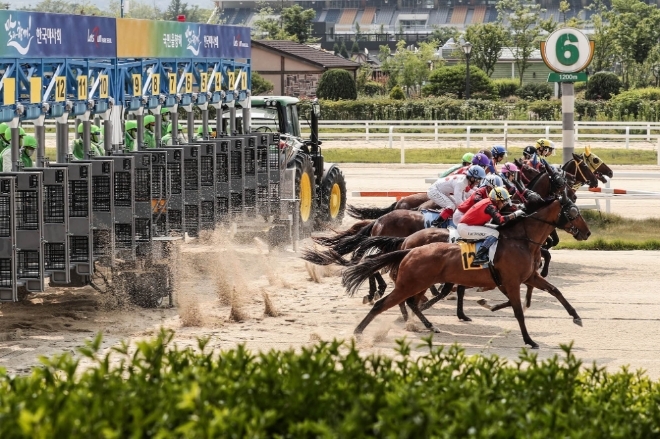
557;188;591;241
544;160;577;202
563;153;599;189
583;146;613;183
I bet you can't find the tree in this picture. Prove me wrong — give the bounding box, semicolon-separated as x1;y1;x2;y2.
422;65;497;100
22;0;107;15
251;72;274;96
379;40;439;96
281;5;317;44
585;72;622;100
253;6;292;40
497;0;556;85
463;23;509;77
340;42;349;59
351;41;360;55
389;85;405;100
430;26;460;46
316;69;357;101
333;43;340;55
587;0;616;73
356;65;373;93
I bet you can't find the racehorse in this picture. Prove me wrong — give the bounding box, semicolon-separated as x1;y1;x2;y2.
582;146;614;183
341;195;591;348
346;193;430;220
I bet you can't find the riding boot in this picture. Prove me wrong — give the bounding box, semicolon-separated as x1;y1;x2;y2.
472;235;498;266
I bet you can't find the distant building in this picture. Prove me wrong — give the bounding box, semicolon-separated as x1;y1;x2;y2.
252;39;360;97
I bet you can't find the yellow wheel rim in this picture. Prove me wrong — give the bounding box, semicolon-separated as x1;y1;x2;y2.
300;173;312;222
329;183;341;218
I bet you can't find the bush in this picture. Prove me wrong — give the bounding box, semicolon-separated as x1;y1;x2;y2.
528;99;561;120
316;69;357;101
516;82;553;101
389;85;406;100
362;81;386;97
608;87;660;118
3;331;660;437
493;78;520;98
251;71;274;96
422;64;498;100
585;72;622;100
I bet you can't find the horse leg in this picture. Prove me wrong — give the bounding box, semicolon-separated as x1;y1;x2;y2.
540;248;551;278
355;287;413;335
525;274;582;326
375;272;388;298
456;286;471;322
525;284;534;309
405;296;440;332
478;284;534;311
399;302;409;322
429;284;441;297
502;281;538;349
364;276;377;305
420;283;454;311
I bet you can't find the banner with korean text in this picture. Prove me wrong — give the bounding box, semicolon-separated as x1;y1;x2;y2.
0;11;116;58
116;19;250;59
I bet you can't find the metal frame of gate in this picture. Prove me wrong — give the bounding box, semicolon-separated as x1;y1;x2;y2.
14;172;46;293
0;176;17;301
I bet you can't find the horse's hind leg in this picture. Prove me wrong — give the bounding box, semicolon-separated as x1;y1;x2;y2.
540;248;551;278
420;283;454;311
363;276;377;305
525;273;582;326
375;272;388;298
399;303;409;322
525;285;534;309
429;284;441;297
405;296;440;333
355;286;413;335
478;284;534;312
456;286;471;322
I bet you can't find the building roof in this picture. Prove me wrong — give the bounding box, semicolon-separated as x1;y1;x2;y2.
252;40;361;70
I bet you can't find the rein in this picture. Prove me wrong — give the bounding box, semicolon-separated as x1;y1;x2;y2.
564;158;589;190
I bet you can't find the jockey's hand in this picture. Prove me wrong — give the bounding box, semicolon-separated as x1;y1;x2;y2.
513;210;525;218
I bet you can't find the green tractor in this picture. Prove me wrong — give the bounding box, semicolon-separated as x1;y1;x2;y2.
250;96;347;234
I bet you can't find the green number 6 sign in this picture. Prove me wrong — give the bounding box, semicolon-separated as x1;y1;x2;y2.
541;28;594;73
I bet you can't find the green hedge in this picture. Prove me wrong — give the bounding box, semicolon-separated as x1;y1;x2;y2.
1;330;660;438
315;89;660;121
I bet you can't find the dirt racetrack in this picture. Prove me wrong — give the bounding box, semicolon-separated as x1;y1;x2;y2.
1;164;660;377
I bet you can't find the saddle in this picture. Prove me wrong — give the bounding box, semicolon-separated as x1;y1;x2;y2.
421;209;453;229
448;228;499;270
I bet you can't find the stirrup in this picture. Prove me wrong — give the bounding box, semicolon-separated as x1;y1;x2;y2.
471;254;488;266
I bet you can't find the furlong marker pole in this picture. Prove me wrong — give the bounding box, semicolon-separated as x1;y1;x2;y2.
562;82;574;163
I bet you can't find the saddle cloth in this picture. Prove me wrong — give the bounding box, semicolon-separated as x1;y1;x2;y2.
448;228;498;269
421;209;454;229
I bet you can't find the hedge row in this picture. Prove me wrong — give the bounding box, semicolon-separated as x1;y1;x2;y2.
313;95;660;121
1;330;659;438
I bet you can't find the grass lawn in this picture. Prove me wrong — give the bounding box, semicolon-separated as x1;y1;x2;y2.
556;211;660;250
323;147;658;165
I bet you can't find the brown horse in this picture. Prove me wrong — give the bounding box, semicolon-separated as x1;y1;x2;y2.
342;195;591;348
346;193;430;220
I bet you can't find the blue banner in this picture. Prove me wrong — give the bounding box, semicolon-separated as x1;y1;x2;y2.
197;24;251;59
0;11;116;58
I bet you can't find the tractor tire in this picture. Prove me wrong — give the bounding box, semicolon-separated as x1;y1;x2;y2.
316;166;347;228
294;153;317;237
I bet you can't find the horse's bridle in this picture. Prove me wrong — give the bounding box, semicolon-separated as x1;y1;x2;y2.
564;158;591;190
517;199;582;246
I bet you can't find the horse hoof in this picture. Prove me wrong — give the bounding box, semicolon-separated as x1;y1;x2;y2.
362;296;369;304
430;326;442;333
527;341;539;349
573;318;583;327
459;316;472;322
476;299;491;310
541;271;549;278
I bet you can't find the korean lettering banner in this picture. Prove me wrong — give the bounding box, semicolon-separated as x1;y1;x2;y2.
116;19;250;59
0;11;116;58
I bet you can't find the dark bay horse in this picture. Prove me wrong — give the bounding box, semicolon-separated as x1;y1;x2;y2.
342;196;591;348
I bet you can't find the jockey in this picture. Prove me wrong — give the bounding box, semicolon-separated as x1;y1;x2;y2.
490;145;507;173
499;162;544;204
535;138;556;158
428;165;486;222
458;187;524;266
453;174;504;225
440;152;474;177
525;139;554;171
452;152;489;175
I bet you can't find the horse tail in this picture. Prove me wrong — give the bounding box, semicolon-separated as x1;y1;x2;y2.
312;220;372;247
351;236;405;262
342;250;411;296
300;248;350;267
331;221;375;256
346;202;397;220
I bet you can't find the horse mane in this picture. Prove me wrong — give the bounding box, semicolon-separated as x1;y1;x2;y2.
526;171;546;189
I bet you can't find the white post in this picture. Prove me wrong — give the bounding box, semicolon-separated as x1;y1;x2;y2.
434;121;438;142
562;83;575;163
605;177;611;214
657;136;660;166
365;122;369;142
400;135;405;164
574;121;578;141
626;126;630;149
388;126;393;148
466;126;471;149
503;122;508;148
647;123;651;142
545;125;550;138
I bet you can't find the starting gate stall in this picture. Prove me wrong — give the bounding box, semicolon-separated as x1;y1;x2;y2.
198;142;217;231
0;176;16;301
36;166;70;284
13;172;45;293
110;155;137;261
